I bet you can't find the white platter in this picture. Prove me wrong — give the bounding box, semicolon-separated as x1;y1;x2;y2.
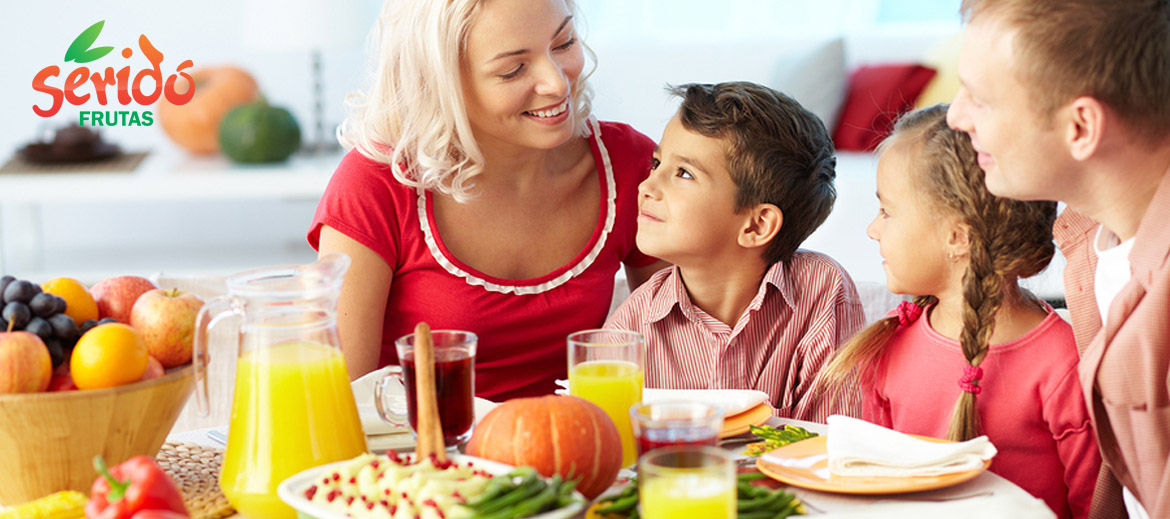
277;453;585;519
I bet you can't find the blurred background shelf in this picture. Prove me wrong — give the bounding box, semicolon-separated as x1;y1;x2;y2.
0;147;341;283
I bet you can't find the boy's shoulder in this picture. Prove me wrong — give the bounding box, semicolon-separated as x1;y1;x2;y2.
784;250;856;286
607;266;679;327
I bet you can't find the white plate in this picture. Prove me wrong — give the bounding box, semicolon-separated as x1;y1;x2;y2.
278;454;585;519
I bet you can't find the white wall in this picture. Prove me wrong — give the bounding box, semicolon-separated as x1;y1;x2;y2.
0;1;963;284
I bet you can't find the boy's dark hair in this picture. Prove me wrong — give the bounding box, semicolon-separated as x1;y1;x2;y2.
670;82;837;264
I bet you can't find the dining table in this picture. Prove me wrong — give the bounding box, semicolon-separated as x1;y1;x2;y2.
164;415;1054;519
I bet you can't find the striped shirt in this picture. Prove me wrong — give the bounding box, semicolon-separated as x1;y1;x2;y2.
604;250;865;423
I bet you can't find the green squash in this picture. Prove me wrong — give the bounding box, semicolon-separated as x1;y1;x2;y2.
218;99;301;163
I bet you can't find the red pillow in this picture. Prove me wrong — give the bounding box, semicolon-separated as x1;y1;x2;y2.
832;64;937;152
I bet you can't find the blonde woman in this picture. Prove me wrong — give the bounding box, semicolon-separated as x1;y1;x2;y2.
308;0;665;400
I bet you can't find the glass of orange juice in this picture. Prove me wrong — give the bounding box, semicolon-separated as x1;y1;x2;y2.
568;329;644;467
639;446;736;519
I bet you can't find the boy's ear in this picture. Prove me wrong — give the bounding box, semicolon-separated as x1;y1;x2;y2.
738;203;782;249
1066;96;1105;161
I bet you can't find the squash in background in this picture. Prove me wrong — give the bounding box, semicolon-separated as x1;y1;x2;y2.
218;99;301;163
157;66;259;154
465;395;622;499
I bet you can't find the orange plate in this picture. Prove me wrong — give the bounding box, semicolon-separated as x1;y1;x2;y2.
719;402;773;438
755;435;990;495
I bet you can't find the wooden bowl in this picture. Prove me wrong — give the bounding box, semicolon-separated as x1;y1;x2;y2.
0;366;194;505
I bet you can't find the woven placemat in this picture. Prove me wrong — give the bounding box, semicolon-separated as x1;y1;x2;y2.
0;151;148;174
156;441;235;519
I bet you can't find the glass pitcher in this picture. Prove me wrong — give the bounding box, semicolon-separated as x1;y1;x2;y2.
193;253;367;519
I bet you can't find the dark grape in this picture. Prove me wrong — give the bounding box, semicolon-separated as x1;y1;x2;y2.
97;317;118;325
3;280;36;304
44;338;65;369
0;276;13;302
52;295;67;315
29;293;58;317
25;316;52;339
0;315;7;332
29;283;41;296
48;313;79;341
1;302;30;329
79;319;99;336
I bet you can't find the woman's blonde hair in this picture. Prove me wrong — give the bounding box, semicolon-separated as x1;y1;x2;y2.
338;0;596;201
820;105;1057;441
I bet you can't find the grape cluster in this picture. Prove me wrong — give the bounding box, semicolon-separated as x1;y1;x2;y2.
0;275;114;369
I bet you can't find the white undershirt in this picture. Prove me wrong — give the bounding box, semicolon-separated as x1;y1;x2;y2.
1092;225;1148;519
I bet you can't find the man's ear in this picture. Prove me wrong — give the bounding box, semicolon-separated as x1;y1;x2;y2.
1066;96;1105;161
946;219;972;260
739;203;783;249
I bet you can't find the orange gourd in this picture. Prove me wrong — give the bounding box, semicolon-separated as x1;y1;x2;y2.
157;66;259;154
466;395;622;499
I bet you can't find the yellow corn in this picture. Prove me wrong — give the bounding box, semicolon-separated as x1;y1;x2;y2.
0;490;87;519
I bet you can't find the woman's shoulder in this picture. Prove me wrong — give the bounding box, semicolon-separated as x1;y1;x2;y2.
326;148;413;196
596;120;656;155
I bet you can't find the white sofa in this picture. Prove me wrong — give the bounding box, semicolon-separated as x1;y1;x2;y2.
589;28;1065;314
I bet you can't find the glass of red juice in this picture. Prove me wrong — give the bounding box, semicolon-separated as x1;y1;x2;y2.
375;330;477;449
630;401;724;456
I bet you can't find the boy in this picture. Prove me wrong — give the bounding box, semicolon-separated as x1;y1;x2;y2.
948;1;1170;517
605;82;864;422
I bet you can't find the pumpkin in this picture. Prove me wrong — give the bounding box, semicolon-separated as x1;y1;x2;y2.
157;66;259;154
466;395;622;499
218;99;301;163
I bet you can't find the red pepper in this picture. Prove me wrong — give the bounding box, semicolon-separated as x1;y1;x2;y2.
128;512;190;519
85;455;190;519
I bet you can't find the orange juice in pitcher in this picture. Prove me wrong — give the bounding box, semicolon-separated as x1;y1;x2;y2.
194;253;368;519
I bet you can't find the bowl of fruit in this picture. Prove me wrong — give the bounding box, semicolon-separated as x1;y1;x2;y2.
0;274;203;506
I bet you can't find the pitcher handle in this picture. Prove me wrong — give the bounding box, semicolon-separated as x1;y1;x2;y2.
374;367;410;426
193;295;240;418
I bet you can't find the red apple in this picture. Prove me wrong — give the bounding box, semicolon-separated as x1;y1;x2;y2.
90;275;158;324
0;331;52;393
48;372;77;392
129;288;204;368
140;355;165;381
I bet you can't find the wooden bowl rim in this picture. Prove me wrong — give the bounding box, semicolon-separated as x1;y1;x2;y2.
0;364;193;403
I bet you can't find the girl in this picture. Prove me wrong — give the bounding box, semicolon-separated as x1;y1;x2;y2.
821;105;1100;519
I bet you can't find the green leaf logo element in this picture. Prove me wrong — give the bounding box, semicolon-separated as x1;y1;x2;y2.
64;20;114;64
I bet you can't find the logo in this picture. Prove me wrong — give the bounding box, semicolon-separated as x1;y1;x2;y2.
31;20;195;127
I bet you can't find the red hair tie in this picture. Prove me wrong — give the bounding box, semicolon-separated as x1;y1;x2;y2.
958;365;984;395
895;301;923;326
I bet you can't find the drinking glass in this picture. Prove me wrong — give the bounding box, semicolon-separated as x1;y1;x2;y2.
568;329;644;467
639;446;736;519
630;401;724;456
375;330;477;448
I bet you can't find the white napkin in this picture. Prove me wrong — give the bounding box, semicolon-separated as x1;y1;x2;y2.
825;415;997;477
553;379;768;417
351;367;410;436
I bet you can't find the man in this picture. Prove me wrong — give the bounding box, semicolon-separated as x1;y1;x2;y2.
946;1;1170;518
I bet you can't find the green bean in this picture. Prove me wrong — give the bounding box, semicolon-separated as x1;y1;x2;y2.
737;472;769;482
473;479;546;515
555;478;580;508
739;487;793;513
595;494;638;515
